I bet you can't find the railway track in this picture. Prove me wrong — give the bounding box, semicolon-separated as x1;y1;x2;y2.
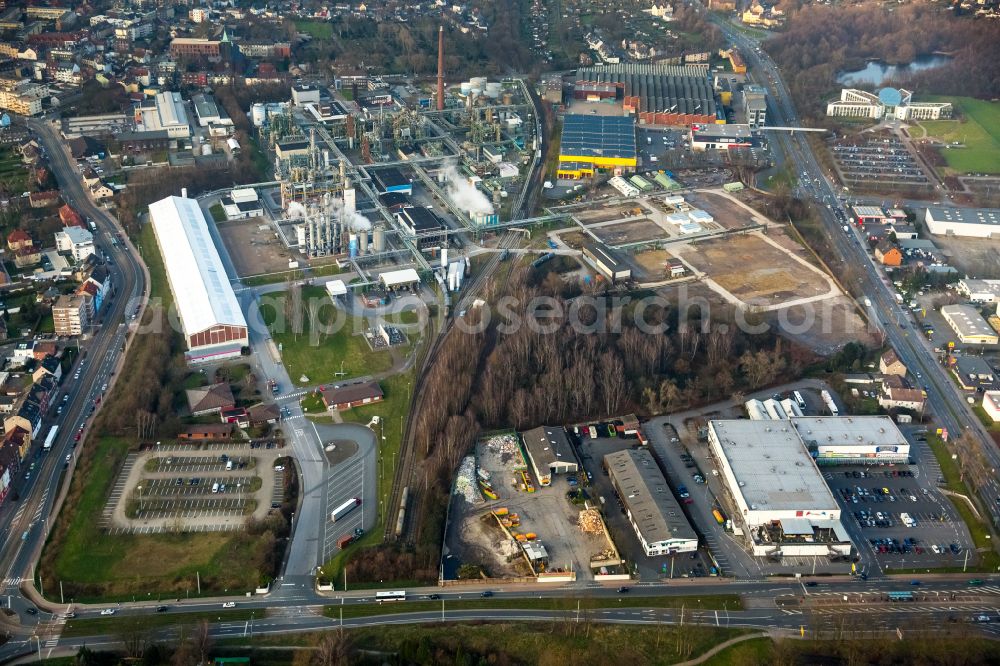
385;231;522;544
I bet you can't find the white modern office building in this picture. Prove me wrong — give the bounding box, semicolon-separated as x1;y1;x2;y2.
826;88;952;121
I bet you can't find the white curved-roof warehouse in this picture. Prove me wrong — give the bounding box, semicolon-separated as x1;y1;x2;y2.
148;195;247;338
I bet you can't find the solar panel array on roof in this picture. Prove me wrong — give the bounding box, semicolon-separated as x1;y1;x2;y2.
576;64;715;116
560;114;636;160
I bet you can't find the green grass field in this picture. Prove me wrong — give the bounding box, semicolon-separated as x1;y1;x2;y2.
262;285;391;385
0;145;29;194
920;97;1000;174
61;608;256;638
294;19;333;40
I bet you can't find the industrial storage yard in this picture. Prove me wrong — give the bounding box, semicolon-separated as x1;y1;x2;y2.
443;432;623;583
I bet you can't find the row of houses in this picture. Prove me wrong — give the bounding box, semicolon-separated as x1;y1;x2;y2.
0;341;65;503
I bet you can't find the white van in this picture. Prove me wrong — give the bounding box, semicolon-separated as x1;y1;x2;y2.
212;482;220;494
226;460;233;471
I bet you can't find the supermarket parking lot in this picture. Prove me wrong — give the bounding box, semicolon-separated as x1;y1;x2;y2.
824;453;974;573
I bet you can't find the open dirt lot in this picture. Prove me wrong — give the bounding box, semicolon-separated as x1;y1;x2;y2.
218;220;296;278
681;233;833;304
633;249;673;275
685;191;767;230
575;204;651;224
924;234;1000;277
592;219;670;246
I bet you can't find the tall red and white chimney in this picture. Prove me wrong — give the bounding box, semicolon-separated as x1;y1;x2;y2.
437;26;445;111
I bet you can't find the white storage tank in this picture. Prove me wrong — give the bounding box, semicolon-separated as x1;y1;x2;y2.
251;103;266;127
372;225;386;253
358;231;368;254
460;82;472;95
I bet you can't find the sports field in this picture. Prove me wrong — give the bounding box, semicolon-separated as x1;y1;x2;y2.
920;97;1000;174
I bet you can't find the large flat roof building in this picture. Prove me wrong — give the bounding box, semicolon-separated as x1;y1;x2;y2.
790;416;910;464
574;63;718;125
708;420;839;525
148;195;248;363
707;420;851;557
557;114;637;179
826;88;951;121
925;207;1000;239
689;123;758;151
604;448;698;556
957;279;1000;304
940;304;999;345
521;426;578;486
135;91;191;139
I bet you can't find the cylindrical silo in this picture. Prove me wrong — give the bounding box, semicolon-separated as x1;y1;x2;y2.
373;225;386;253
251;103;266;127
358;231;368;254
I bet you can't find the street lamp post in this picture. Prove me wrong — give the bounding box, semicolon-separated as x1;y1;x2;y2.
137;485;143;514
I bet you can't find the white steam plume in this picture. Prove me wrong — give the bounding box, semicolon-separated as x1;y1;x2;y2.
287;201;307;219
329;198;371;232
441;164;494;216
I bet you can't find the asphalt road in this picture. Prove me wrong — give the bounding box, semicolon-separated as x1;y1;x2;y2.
706;10;1000;534
8;576;1000;659
199;208;378;587
0;119;146;619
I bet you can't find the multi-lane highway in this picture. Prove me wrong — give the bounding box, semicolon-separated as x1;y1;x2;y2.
708;12;1000;534
6;574;1000;660
0;119;147;622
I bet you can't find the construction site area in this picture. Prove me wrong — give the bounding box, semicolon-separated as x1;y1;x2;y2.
442;433;624;584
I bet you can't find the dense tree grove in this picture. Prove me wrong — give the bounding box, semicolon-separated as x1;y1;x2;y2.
345;262;817;584
765;3;1000;118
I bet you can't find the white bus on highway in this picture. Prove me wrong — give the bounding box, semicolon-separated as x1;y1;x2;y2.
375;591;406;602
43;425;58;451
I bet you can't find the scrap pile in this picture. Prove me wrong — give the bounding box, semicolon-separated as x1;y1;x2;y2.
483;433;520;463
578;509;604;534
454;456;482;504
